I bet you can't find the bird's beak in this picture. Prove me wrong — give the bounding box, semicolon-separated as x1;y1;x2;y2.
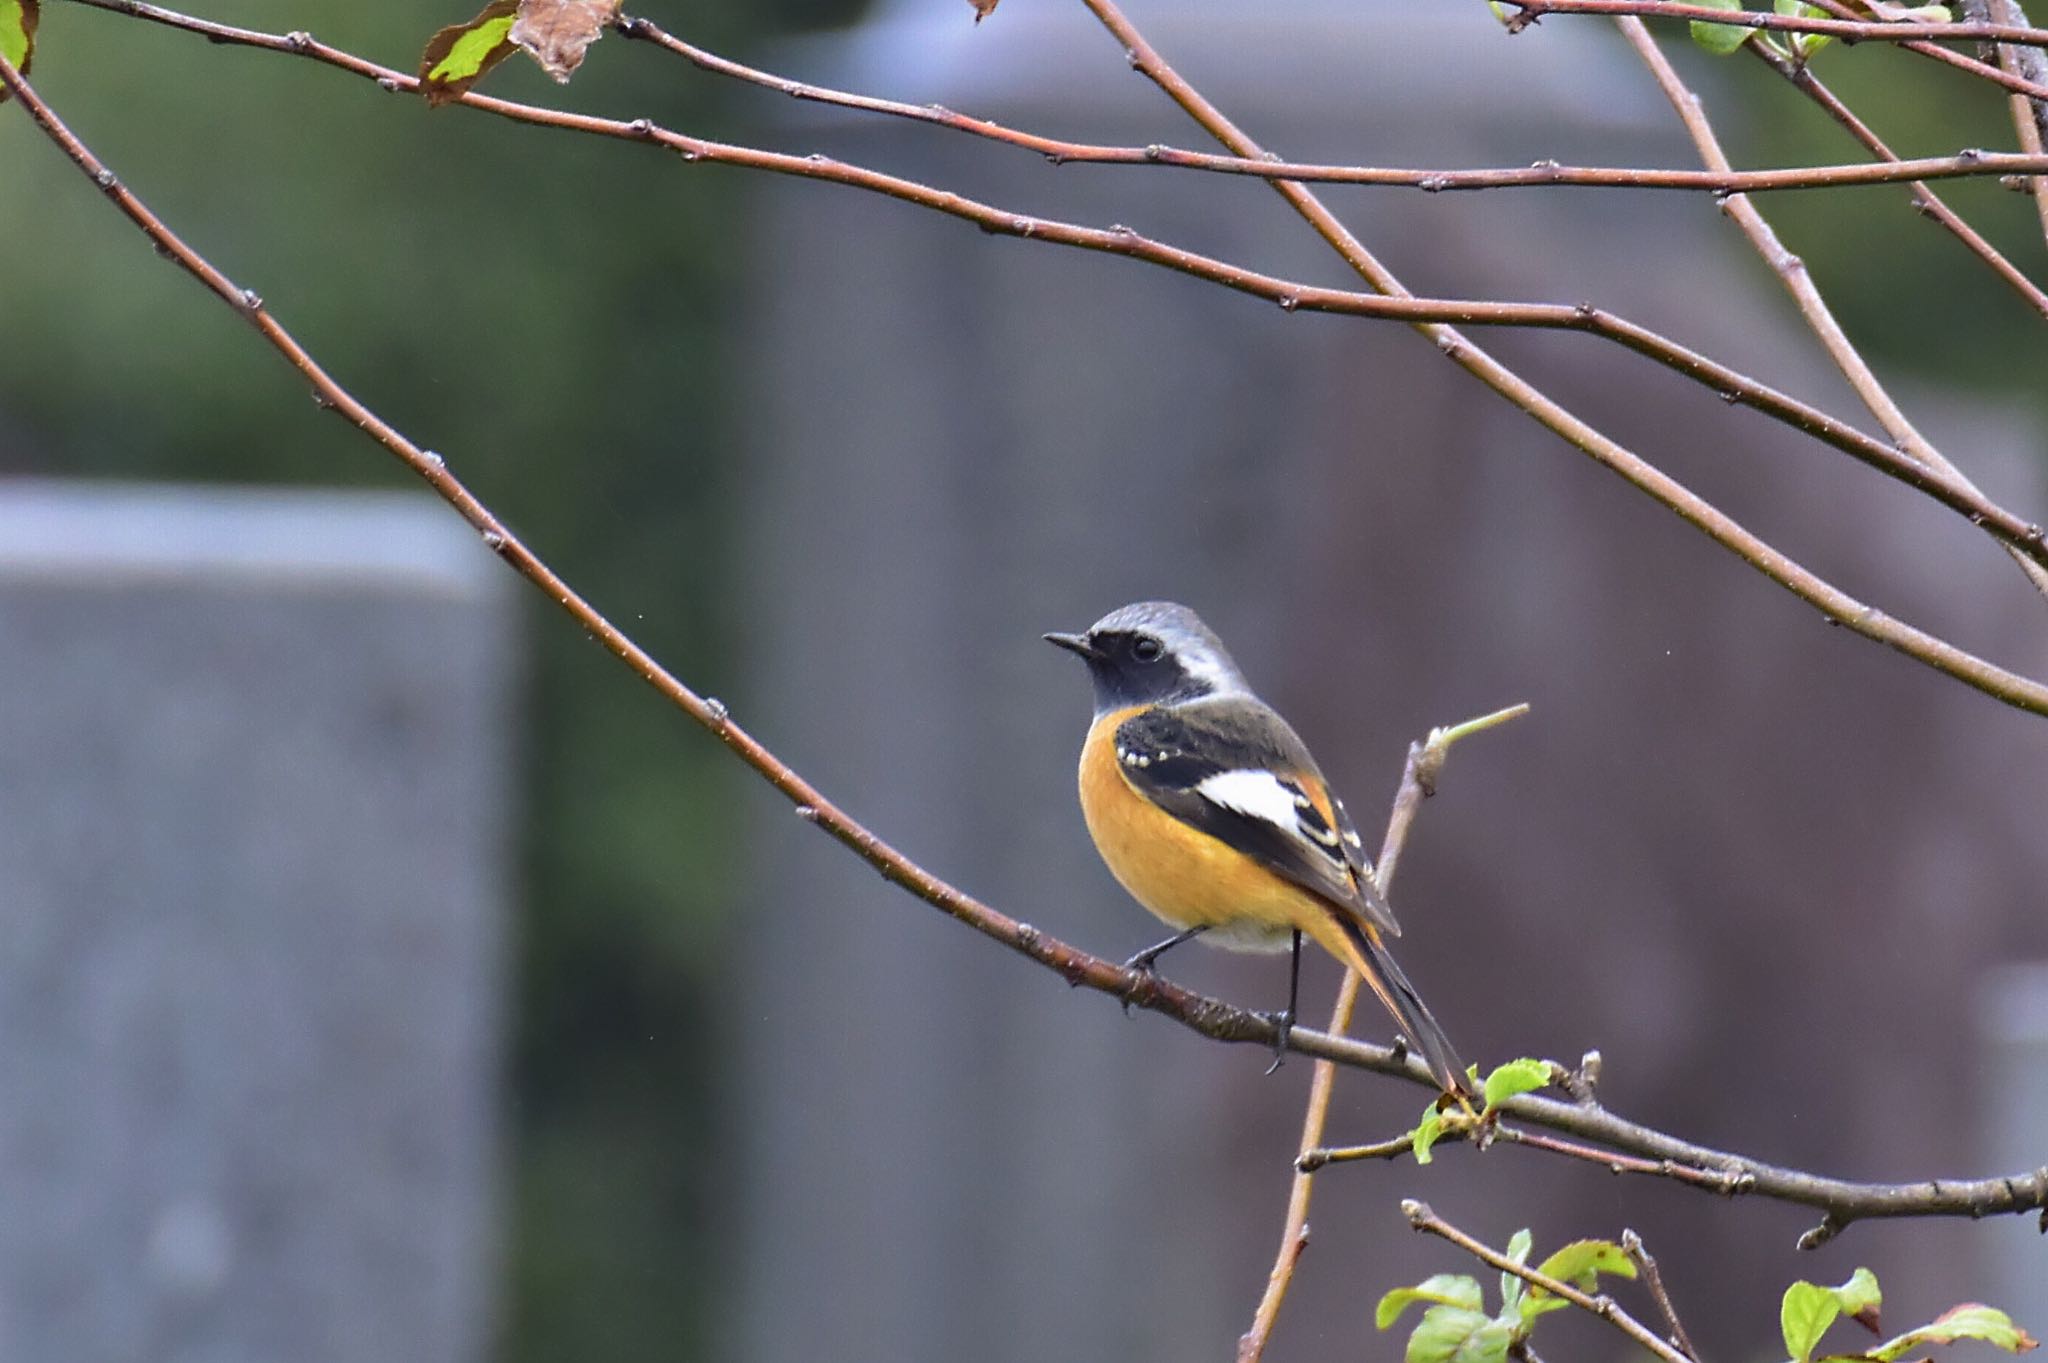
1043;631;1098;660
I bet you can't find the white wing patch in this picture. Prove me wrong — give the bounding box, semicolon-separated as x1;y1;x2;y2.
1196;769;1316;837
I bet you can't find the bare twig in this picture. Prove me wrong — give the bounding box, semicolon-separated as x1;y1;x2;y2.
1239;706;1525;1363
614;14;2048;196
1080;0;2048;711
1619;15;2048;603
1403;1201;1693;1363
5;50;2048;1240
1622;1229;1704;1363
1800;0;2048;102
1506;0;2048;53
1746;38;2048;321
46;0;2048;710
1968;0;2048;245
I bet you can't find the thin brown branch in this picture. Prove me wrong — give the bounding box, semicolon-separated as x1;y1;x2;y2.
1622;1229;1705;1363
1746;38;2048;321
1078;0;2048;713
1403;1201;1694;1363
1296;1131;1423;1170
7;53;2048;1240
1971;0;2048;244
1620;15;2048;603
52;0;2048;706
1799;0;2048;101
1507;0;2048;53
1239;707;1522;1363
614;13;2048;196
65;0;2041;569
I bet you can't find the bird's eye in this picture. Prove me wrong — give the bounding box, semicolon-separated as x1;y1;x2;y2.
1131;636;1164;663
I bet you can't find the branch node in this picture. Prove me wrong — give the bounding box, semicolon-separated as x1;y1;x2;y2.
375;76;401;93
614;12;646;37
93;167;118;191
1143;142;1166;162
480;529;507;553
238;288;264;315
283;29;312;53
421;449;445;470
1796;1213;1846;1250
1400;1198;1432;1225
702;696;730;725
1418;175;1450;193
792;803;819;821
1276;294;1300;312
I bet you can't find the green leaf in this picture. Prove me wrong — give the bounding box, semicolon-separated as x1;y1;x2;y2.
418;0;519;107
1784;1281;1844;1363
1517;1239;1634;1322
1868;1304;2039;1361
0;0;38;87
1832;1267;1882;1333
1406;1304;1512;1363
1378;1275;1486;1330
1498;1229;1533;1316
1413;1104;1445;1166
1482;1058;1550;1109
1773;0;1833;57
1689;0;1754;54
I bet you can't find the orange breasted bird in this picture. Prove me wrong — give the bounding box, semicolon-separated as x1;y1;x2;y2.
1046;600;1473;1096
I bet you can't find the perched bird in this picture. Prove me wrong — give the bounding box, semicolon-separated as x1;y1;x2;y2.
1046;601;1472;1096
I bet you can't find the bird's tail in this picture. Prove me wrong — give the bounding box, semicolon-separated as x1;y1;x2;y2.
1312;910;1475;1100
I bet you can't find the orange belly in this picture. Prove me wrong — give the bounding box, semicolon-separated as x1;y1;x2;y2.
1077;708;1308;954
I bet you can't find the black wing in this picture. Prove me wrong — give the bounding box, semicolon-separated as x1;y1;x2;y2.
1112;700;1401;936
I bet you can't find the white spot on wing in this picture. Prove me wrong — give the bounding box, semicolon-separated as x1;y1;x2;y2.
1197;769;1309;834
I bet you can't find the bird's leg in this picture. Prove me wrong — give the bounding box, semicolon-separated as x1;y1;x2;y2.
1262;930;1303;1075
1119;925;1208;1014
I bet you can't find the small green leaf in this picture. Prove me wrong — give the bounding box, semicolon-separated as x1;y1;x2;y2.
1536;1238;1635;1291
1689;0;1754;54
0;0;39;85
1517;1239;1634;1322
1832;1267;1882;1333
1378;1275;1485;1330
1413;1104;1444;1166
1407;1304;1512;1363
1482;1058;1550;1109
1868;1304;2039;1361
1486;0;1513;21
1773;0;1833;57
1784;1281;1844;1363
1498;1229;1533;1316
418;0;519;107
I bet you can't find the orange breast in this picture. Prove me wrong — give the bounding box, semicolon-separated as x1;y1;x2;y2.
1076;708;1308;954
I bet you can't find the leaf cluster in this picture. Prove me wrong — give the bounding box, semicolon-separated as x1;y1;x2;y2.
1687;0;1954;62
1377;1230;1636;1363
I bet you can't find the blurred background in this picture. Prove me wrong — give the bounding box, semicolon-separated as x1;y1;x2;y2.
2;0;2045;1359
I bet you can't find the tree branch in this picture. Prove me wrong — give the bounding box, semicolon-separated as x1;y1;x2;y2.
1618;14;2048;604
46;0;2048;711
1623;1229;1706;1363
1076;0;2048;714
1745;38;2048;322
4;48;2045;1247
1239;705;1527;1363
614;13;2048;196
1506;0;2048;52
1403;1201;1694;1363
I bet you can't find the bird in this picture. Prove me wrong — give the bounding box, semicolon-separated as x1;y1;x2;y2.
1046;600;1473;1096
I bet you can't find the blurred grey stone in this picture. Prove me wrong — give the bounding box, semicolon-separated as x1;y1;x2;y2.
0;481;515;1363
735;2;2048;1359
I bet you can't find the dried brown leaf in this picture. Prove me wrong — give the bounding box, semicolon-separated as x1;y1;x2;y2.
418;0;519;108
509;0;619;84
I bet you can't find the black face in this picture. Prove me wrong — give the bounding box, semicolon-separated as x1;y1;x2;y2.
1047;627;1203;711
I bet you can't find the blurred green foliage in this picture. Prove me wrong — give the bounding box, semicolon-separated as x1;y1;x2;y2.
1;0;860;1357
